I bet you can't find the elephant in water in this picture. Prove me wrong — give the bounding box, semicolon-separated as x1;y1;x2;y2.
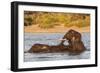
27;29;86;54
60;29;86;54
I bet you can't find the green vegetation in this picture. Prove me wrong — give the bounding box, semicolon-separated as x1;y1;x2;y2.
24;11;90;28
24;16;33;26
38;13;57;29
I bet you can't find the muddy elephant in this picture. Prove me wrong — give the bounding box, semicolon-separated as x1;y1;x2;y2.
60;29;86;54
60;29;81;45
27;29;86;54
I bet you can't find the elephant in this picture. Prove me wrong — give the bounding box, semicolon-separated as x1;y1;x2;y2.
60;29;86;54
27;29;86;54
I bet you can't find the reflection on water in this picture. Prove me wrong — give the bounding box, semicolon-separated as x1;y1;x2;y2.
24;32;90;62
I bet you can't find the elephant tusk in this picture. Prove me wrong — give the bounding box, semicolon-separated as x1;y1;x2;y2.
46;39;67;41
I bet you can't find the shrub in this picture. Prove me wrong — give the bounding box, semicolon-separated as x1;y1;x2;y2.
24;16;33;26
38;14;58;29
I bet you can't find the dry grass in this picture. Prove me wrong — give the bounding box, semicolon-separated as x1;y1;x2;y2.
24;11;90;33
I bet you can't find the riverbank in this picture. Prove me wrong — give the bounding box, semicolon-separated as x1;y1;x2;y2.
24;25;90;33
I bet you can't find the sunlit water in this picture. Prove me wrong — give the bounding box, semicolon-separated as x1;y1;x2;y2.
24;32;90;62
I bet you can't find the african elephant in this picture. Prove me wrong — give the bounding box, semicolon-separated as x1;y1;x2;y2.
60;29;86;54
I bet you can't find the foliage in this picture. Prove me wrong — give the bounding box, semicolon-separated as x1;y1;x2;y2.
24;16;33;26
24;11;90;28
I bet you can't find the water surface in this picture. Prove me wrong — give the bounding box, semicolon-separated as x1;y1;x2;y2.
24;32;90;62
